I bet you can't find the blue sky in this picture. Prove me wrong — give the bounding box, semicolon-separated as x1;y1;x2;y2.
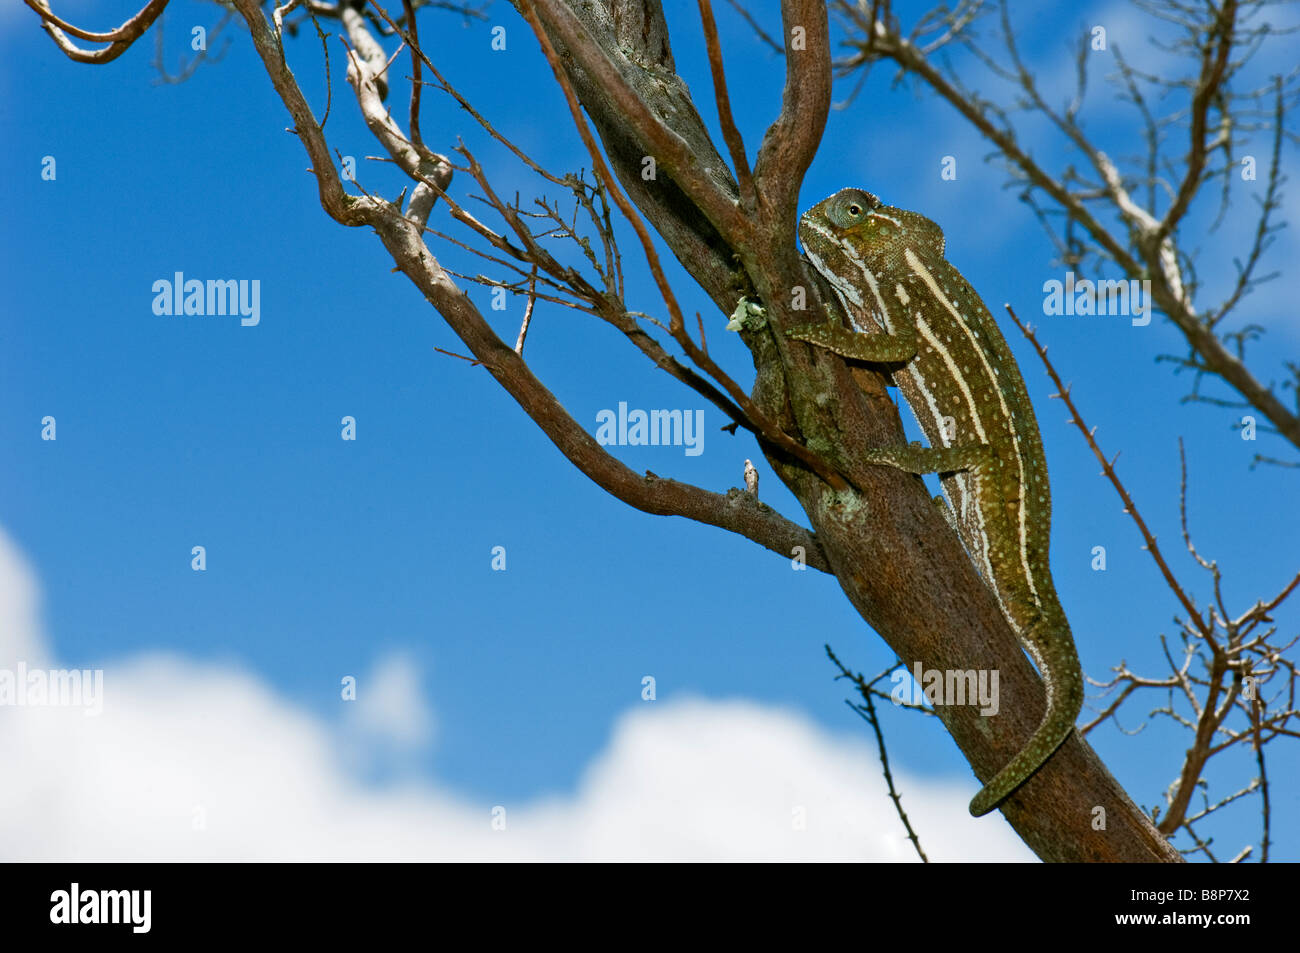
1;0;1297;860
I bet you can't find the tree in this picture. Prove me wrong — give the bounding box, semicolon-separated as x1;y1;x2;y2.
26;0;1297;862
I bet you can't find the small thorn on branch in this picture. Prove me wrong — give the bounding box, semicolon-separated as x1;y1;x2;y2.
434;346;483;367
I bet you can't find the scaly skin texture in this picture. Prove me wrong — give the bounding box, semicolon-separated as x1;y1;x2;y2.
791;188;1084;817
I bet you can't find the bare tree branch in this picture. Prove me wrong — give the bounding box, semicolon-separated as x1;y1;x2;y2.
26;0;169;63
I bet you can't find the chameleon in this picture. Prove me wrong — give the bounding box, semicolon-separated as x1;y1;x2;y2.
789;187;1083;817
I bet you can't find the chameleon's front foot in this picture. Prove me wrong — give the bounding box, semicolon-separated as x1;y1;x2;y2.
786;323;875;360
786;322;915;363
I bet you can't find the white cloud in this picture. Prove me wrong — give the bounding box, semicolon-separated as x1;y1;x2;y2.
342;651;436;749
0;527;1033;862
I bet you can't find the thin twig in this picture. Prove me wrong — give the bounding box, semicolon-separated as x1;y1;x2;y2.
826;645;929;863
697;0;754;205
515;266;538;355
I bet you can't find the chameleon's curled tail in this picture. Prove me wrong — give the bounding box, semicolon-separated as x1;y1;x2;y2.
968;633;1084;817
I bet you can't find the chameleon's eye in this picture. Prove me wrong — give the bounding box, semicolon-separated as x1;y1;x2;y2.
829;190;879;227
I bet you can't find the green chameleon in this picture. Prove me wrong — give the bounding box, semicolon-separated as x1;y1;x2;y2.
790;188;1083;817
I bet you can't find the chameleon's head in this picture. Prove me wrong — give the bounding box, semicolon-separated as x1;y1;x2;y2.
799;188;946;265
802;188;883;231
798;187;888;253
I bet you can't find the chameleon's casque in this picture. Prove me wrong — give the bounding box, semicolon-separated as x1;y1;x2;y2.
792;188;1084;817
